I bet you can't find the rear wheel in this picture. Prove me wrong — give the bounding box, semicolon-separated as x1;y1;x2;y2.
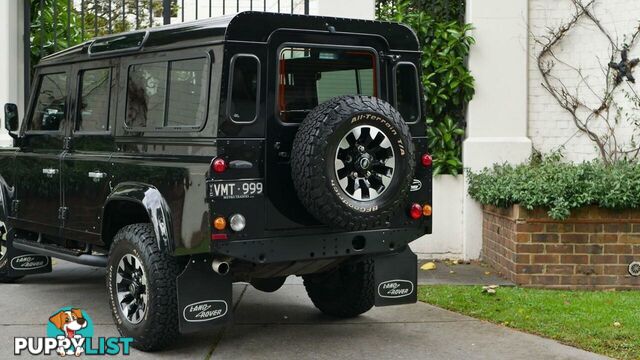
0;220;23;283
250;276;287;293
303;258;375;318
107;223;180;351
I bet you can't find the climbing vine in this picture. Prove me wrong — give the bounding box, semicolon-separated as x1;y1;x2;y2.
377;0;474;175
535;0;640;164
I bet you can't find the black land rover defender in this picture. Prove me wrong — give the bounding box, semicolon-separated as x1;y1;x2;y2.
0;12;432;351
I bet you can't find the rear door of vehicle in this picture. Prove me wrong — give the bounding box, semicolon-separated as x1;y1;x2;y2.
61;60;118;244
264;31;391;231
13;66;70;235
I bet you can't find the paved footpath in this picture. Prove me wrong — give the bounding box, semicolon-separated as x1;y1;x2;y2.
0;261;608;359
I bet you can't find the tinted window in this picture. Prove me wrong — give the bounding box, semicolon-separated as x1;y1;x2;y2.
28;73;67;131
166;58;208;127
228;55;259;123
279;47;376;123
395;63;420;123
77;68;111;132
126;57;208;130
126;62;167;129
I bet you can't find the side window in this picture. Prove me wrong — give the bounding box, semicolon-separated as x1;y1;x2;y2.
126;62;168;129
28;73;67;132
125;57;209;131
166;58;209;127
77;68;111;132
394;63;421;123
228;55;260;123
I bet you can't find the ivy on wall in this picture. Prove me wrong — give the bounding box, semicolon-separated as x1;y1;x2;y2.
377;0;474;175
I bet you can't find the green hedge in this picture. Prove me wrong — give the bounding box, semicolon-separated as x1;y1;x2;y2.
467;155;640;220
377;0;474;175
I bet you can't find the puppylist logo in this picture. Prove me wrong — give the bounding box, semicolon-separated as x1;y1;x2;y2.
14;307;133;356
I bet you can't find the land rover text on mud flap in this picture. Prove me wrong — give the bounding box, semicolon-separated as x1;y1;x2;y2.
0;12;432;351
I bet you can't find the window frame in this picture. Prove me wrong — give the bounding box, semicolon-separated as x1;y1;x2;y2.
74;66;113;135
24;70;70;135
275;43;381;127
123;52;212;133
226;53;261;124
392;61;422;125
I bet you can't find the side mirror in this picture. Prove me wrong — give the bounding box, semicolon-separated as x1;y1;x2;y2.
4;103;19;133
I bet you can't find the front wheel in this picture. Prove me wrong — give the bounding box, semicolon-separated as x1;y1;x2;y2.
0;220;23;283
107;223;180;351
303;258;375;318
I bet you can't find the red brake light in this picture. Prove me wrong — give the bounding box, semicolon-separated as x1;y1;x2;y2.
421;153;432;167
212;158;227;173
409;203;422;219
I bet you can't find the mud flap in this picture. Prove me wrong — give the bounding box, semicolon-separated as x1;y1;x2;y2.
177;256;232;333
3;231;52;277
374;247;417;306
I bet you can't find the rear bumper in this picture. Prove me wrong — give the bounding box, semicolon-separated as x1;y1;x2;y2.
211;227;426;264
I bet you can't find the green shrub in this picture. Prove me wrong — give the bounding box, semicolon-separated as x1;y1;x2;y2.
467;155;640;220
377;0;475;175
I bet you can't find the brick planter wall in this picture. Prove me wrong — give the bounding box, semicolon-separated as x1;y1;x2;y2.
482;205;640;289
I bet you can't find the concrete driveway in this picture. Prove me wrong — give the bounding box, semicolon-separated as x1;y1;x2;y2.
0;261;607;359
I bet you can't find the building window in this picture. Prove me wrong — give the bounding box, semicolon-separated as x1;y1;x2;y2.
77;68;111;132
126;57;208;131
28;72;67;132
228;55;260;123
278;47;377;123
394;63;421;123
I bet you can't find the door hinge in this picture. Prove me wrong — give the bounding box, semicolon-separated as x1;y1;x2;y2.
11;200;20;215
58;207;69;221
380;52;401;63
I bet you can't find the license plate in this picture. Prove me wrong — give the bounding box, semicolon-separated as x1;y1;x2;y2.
207;180;264;200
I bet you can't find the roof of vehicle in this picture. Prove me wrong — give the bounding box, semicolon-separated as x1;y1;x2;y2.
38;11;420;66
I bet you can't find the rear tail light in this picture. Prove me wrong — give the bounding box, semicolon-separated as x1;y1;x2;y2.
212;158;227;173
409;203;422;219
421;153;432;167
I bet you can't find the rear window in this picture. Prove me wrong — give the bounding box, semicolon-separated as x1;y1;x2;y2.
278;47;377;123
126;57;209;131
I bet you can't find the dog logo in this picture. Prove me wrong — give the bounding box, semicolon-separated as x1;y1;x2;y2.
47;308;93;357
49;309;89;340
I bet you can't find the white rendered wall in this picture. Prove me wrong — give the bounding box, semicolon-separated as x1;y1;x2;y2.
528;0;640;162
462;0;532;259
410;175;464;259
0;1;24;147
317;0;374;19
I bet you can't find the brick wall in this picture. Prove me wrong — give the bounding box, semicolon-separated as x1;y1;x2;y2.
482;205;640;289
528;0;640;162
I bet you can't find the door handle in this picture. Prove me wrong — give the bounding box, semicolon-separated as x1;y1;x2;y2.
42;168;59;178
88;171;107;182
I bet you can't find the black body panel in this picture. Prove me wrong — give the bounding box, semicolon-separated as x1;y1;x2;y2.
1;11;430;269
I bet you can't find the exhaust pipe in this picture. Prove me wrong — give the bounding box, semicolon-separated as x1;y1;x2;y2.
211;258;230;275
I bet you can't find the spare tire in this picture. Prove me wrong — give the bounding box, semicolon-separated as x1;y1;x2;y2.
291;95;415;230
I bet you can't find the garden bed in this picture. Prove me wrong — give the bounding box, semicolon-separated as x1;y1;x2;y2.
483;204;640;289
